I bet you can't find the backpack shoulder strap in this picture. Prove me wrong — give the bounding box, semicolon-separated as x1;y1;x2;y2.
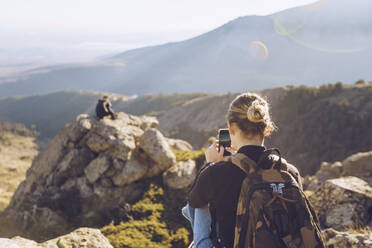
229;153;258;175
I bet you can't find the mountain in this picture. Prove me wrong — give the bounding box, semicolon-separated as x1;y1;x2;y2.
0;0;371;97
1;82;371;175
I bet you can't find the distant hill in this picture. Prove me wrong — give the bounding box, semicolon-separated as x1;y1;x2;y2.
1;82;371;175
0;91;131;140
0;0;371;97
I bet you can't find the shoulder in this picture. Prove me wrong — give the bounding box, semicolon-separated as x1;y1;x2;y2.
284;161;300;177
282;159;303;188
201;160;244;179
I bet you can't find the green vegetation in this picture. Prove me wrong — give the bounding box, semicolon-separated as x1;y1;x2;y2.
101;184;190;248
101;148;208;248
172;148;206;168
267;82;372;174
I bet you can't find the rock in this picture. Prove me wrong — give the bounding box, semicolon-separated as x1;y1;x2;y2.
43;227;113;248
139;115;159;129
342;151;372;181
0;228;113;248
85;130;135;161
0;237;40;248
140;128;176;176
166;138;193;151
163;160;197;189
84;155;111;184
309;176;372;231
305;161;343;191
324;228;372;248
112;156;148;186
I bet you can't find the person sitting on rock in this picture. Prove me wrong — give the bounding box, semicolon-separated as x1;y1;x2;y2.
95;95;117;120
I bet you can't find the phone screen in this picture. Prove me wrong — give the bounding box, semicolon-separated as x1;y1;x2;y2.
218;128;231;156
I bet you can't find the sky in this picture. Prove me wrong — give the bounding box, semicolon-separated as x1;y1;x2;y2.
2;0;319;34
0;0;321;76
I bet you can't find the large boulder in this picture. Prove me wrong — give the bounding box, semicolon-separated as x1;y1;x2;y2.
342;151;372;184
309;176;372;231
166;138;193;151
3;112;183;240
163;160;197;189
304;161;343;191
112;156;148;186
0;228;113;248
0;238;40;248
43;227;113;248
139;128;176;177
84;155;111;184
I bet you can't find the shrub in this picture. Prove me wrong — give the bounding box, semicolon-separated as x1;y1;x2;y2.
171;148;206;169
101;184;190;248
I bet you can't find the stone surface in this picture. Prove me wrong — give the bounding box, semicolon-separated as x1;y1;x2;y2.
163;160;197;189
43;227;113;248
84;155;111;184
342;151;372;182
305;161;343;191
0;228;113;248
166;138;193;151
112;156;148;186
324;228;372;248
309;176;372;231
0;237;40;248
140;128;176;177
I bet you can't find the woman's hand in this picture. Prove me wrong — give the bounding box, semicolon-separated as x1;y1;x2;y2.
225;146;237;156
205;141;224;163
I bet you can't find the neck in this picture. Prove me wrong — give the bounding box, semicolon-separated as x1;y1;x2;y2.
234;138;263;150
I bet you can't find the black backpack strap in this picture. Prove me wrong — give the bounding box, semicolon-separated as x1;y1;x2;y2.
257;148;282;170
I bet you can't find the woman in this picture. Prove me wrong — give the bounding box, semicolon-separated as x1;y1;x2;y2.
185;92;302;248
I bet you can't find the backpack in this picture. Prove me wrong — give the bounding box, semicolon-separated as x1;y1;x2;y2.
229;148;326;248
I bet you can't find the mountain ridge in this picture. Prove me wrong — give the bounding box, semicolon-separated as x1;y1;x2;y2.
1;0;371;97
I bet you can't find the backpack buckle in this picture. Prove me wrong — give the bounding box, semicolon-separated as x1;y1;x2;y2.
270;183;285;194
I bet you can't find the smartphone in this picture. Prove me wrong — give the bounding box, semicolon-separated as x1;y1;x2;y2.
218;128;231;156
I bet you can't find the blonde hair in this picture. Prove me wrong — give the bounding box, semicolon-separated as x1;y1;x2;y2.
227;92;275;138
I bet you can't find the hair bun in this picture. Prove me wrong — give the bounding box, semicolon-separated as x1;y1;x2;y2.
247;100;265;123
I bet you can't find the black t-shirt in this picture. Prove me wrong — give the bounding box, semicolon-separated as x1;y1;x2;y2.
188;145;266;248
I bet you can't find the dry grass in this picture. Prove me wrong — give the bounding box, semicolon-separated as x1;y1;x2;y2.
0;132;38;211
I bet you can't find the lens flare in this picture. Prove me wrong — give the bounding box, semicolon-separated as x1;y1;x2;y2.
303;0;327;11
249;41;269;60
271;15;366;53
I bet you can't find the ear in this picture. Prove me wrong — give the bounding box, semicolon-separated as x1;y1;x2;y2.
263;127;271;137
228;122;236;136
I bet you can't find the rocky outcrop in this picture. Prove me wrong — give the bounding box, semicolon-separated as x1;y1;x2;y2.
304;151;372;191
0;228;113;248
304;151;372;246
3;112;185;239
309;176;372;231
